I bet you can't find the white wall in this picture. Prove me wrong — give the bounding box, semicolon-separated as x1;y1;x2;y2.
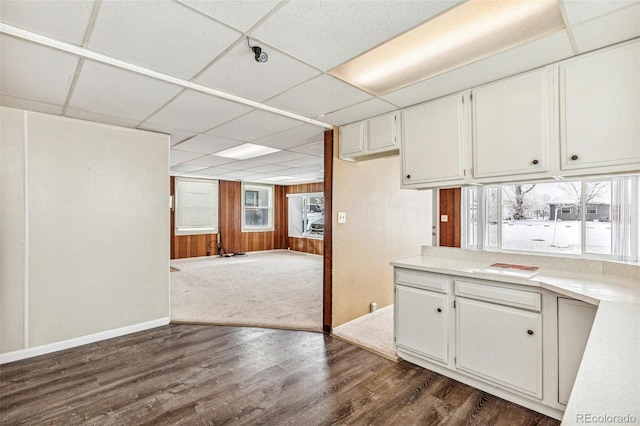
332;152;433;326
0;107;170;359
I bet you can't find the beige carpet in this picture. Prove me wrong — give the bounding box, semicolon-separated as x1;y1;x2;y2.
332;305;398;361
170;250;322;331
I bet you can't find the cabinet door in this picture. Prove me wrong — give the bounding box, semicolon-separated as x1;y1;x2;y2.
339;121;364;158
559;41;640;172
557;298;597;405
367;112;398;153
395;285;448;364
401;93;466;187
456;298;542;397
472;68;550;178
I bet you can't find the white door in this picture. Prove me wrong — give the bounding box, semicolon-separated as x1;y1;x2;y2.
472;68;551;178
456;298;542;397
396;285;448;364
338;121;363;158
559;41;640;171
367;112;397;152
558;298;597;405
401;93;466;186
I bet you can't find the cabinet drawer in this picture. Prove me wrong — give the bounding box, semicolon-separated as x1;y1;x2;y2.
455;280;541;311
396;269;448;293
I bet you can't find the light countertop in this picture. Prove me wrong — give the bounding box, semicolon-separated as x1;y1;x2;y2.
391;249;640;425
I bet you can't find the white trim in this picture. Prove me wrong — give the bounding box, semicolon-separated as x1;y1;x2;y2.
0;23;333;130
22;110;29;349
0;317;170;364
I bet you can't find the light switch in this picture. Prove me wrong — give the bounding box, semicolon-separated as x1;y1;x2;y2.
338;212;347;224
441;215;449;222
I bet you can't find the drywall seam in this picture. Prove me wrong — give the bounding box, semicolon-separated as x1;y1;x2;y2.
22;110;29;349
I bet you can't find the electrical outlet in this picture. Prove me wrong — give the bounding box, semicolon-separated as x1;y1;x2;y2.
370;302;377;313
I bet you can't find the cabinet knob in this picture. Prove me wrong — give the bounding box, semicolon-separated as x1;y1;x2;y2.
527;329;534;335
437;308;442;313
532;159;539;165
570;154;579;161
406;174;411;179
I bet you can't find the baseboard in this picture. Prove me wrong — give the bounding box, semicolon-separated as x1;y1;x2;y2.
0;317;170;364
333;304;393;330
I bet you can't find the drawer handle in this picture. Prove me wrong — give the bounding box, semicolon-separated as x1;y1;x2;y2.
437;308;442;313
406;174;411;179
570;154;579;161
532;159;539;165
527;329;534;335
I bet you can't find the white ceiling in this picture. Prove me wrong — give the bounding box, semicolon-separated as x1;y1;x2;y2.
1;0;639;185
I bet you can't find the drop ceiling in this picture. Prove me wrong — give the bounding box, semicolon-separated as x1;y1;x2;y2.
1;0;639;185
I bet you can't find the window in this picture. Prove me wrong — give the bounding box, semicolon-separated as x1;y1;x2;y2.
287;192;324;238
462;175;638;262
174;177;218;236
242;183;274;231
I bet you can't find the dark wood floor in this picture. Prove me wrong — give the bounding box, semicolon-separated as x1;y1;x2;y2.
0;325;560;425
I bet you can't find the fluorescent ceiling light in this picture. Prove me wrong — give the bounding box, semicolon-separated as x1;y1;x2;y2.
330;0;565;95
261;176;297;182
213;143;280;160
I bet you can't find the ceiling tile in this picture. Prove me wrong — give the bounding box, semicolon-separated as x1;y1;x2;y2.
252;150;307;164
69;61;183;122
320;98;397;126
189;166;236;177
88;0;241;79
561;0;637;26
245;164;291;174
0;94;63;115
266;74;371;118
382;30;574;108
289;141;325;157
172;134;241;154
171;164;209;173
0;36;79;106
170;149;207;165
219;170;262;180
219;159;265;170
194;41;320;102
137;123;197;146
187;155;238;168
207;109;303;142
277;155;324;168
0;0;95;45
65;108;140;128
179;0;281;33
252;123;325;150
145;90;253;133
252;0;464;70
571;3;640;53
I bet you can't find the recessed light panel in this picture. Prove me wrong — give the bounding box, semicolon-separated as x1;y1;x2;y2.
330;0;565;95
213;143;280;160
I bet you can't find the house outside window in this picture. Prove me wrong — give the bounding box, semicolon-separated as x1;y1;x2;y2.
242;183;274;231
287;192;324;238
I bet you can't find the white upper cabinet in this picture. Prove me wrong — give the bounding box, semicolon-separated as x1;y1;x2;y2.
338;112;399;160
401;92;468;188
559;40;640;173
471;67;552;179
338;121;364;158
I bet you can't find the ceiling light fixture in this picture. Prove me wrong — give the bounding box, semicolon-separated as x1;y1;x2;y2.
330;0;565;95
213;143;280;160
247;37;268;63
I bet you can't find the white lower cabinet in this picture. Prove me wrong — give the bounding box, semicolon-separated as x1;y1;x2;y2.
456;297;542;398
557;298;597;405
395;284;448;364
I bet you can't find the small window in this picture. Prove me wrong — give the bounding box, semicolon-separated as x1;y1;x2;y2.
242;183;274;231
174;177;219;236
287;192;324;238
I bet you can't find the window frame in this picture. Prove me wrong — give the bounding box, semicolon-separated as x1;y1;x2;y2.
287;192;324;240
241;182;274;232
461;175;639;263
174;177;219;236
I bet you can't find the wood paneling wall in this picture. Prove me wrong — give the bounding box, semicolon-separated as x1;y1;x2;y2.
171;178;323;259
439;187;461;248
